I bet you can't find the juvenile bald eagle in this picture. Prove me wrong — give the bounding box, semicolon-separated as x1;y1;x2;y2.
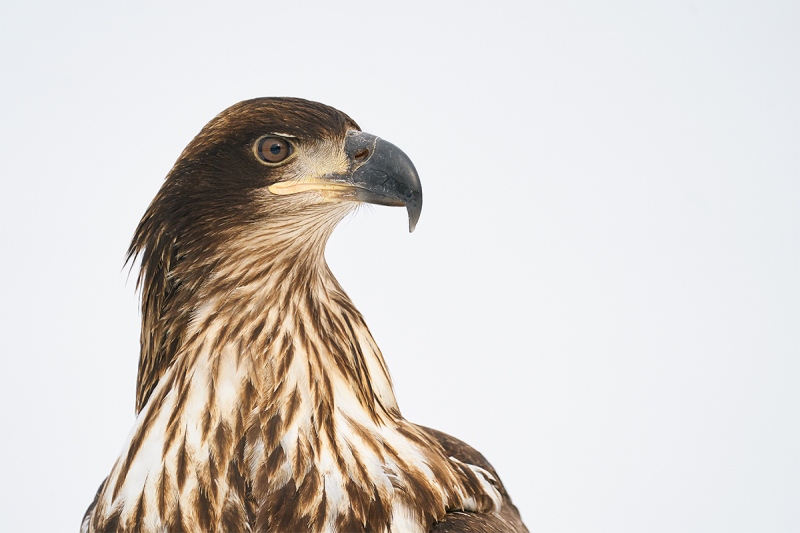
82;98;527;533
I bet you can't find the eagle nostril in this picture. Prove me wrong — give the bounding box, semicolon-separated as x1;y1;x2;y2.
354;148;369;162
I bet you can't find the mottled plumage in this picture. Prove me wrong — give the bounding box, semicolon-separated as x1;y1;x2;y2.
82;98;527;532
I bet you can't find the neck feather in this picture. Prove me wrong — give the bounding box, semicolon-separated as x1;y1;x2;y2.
94;212;500;532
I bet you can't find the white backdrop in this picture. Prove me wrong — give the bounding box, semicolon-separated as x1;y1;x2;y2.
1;2;797;532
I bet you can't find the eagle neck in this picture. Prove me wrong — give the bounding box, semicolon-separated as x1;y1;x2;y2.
185;229;400;421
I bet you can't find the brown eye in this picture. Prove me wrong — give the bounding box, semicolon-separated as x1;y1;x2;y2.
256;136;291;163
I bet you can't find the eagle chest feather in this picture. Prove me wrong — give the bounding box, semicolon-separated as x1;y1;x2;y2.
82;98;527;533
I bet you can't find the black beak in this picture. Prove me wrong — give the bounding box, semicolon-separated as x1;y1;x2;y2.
344;131;423;232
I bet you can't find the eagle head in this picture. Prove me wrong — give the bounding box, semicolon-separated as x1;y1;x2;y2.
137;97;421;246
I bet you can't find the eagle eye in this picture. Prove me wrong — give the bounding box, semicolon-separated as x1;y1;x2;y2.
255;136;292;164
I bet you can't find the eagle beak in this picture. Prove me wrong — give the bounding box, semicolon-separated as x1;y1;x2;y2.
344;131;423;233
267;131;423;232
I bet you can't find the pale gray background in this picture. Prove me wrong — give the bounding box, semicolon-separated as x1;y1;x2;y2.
1;1;798;532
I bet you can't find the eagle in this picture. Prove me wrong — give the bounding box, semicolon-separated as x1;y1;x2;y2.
82;97;528;533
